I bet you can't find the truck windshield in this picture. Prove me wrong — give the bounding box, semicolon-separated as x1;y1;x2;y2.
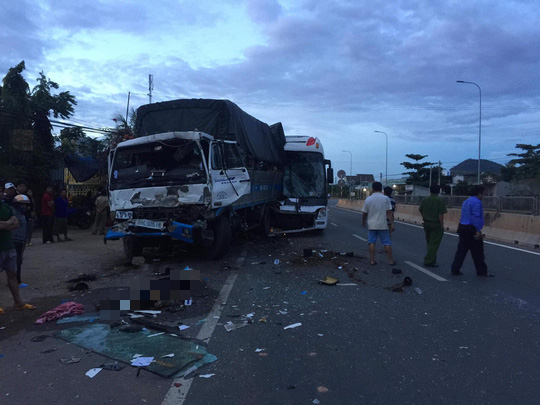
110;139;207;190
283;152;325;198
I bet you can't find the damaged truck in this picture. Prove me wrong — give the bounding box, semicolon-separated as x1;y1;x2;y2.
105;99;285;260
271;135;333;234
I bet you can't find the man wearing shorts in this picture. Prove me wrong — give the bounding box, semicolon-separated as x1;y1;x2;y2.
0;198;35;313
362;182;396;266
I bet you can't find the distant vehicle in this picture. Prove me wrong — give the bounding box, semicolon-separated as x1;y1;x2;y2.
105;99;285;261
271;136;333;234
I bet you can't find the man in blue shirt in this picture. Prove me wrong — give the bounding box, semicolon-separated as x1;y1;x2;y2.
450;186;493;277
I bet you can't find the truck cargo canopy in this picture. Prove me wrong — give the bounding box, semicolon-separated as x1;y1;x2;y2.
135;99;285;165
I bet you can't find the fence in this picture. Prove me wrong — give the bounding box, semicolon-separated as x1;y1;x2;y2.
392;195;539;215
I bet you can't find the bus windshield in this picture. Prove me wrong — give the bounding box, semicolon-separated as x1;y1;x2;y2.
283;152;325;198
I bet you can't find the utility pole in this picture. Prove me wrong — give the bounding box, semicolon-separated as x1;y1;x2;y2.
429;165;433;187
148;74;154;104
438;161;441;186
125;92;131;123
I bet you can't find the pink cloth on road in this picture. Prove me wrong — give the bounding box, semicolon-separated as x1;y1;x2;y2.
35;301;84;324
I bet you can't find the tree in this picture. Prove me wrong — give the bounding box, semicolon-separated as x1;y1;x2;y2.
0;61;77;189
400;154;434;187
507;143;540;179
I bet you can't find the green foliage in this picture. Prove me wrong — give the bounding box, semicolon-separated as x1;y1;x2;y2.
0;61;77;189
453;180;471;196
507;143;540;180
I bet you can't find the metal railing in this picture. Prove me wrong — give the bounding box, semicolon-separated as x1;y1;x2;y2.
393;195;539;215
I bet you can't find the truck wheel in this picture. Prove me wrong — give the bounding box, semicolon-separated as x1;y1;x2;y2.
123;236;143;262
261;206;272;236
206;216;232;260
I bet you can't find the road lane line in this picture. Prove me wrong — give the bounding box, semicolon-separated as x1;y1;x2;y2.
352;234;367;242
405;261;448;282
162;250;247;405
335;207;540;256
331;222;339;227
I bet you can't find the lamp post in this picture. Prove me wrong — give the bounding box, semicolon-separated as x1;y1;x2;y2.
457;80;482;185
343;150;352;199
374;130;388;186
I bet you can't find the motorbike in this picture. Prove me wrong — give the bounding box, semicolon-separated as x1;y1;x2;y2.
67;206;95;229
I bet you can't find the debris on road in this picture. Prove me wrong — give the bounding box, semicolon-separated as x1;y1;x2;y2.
131;357;154;367
35;302;84;324
317;386;329;393
274;259;280;265
59;357;81;365
255;348;265;352
414;287;423;295
56;313;98;324
147;332;166;338
224;321;249;332
179;325;190;331
85;368;102;378
40;347;58;354
199;373;215;378
30;335;50;342
386;276;413;293
100;362;126;371
161;353;175;358
318;276;339;285
284;323;302;330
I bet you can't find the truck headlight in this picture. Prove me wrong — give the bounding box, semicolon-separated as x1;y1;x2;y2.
316;208;327;219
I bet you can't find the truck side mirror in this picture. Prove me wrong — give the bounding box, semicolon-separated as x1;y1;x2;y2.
327;168;334;184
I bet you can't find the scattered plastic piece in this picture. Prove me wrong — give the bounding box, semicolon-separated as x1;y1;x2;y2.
317;386;329;393
174;382;182;387
459;346;469;350
317;333;324;337
246;313;254;318
161;353;175;358
59;357;81;365
301;291;307;295
19;283;28;288
284;323;302;330
313;400;320;404
337;266;343;269
274;259;280;265
336;283;356;286
414;288;423;295
131;357;154;367
179;325;190;331
255;348;265;352
263;287;271;290
185;299;193;306
259;317;267;323
224;321;249;332
85;368;102;378
134;310;161;315
199;374;215;378
128;314;145;319
148;332;166;338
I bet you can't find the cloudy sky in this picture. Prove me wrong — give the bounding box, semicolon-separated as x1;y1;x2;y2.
2;0;539;180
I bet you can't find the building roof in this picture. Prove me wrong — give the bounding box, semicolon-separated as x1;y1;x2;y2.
450;159;504;176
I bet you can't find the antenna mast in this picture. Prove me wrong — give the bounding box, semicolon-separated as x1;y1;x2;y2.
148;74;154;104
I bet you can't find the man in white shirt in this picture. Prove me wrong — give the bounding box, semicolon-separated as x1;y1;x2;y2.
362;182;396;266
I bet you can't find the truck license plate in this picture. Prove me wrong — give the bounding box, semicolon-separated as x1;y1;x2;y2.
133;219;164;230
116;211;133;219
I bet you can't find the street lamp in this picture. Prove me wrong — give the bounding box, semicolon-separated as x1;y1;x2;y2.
374;130;388;186
343;150;353;199
457;80;482;185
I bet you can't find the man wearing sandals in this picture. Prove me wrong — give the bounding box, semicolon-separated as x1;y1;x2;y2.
0;196;35;314
362;182;397;266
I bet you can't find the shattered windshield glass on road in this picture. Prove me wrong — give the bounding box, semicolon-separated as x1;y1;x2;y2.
110;139;207;190
283;152;325;198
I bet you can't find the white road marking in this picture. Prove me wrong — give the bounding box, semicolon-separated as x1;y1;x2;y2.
404;261;448;282
334;206;540;256
352;234;367;241
331;222;339;227
161;251;246;405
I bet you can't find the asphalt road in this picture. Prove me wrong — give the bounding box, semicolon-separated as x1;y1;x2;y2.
176;202;540;405
1;202;539;405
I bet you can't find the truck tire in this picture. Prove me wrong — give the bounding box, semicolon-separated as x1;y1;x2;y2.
123;236;143;262
206;216;232;260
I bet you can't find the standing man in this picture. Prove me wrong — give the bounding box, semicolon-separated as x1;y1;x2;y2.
53;189;72;242
362;182;397;266
419;185;447;267
0;195;35;313
92;189;109;235
450;186;494;277
383;186;396;235
41;186;55;244
3;182;17;204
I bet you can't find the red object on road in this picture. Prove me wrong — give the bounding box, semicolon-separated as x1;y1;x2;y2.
34;301;84;324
